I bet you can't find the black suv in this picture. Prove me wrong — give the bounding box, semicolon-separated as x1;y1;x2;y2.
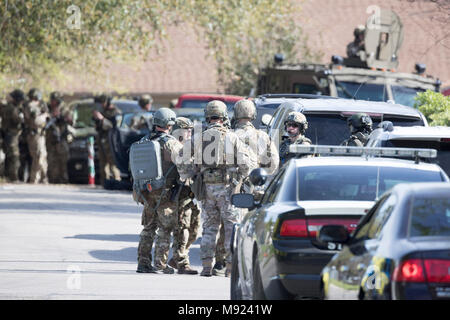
68;98;141;184
258;96;428;147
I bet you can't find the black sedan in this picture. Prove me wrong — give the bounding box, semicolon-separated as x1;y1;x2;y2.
320;182;450;300
230;152;449;300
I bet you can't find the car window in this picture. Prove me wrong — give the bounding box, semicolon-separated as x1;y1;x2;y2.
270;107;292;145
261;169;285;204
391;86;425;107
367;194;397;239
180;99;236;111
336;81;388;102
297;165;445;201
353;194;391;241
73;104;97;129
409;196;450;237
121;112;153;129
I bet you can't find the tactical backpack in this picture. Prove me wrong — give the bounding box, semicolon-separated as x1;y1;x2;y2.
129;134;174;195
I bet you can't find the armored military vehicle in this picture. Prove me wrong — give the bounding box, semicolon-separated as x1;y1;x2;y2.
256;10;441;107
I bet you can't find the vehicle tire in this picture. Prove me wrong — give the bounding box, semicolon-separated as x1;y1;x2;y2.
252;255;267;300
230;248;243;300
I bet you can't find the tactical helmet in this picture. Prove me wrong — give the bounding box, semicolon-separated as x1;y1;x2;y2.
9;89;26;104
204;100;228;120
354;25;365;37
138;94;153;108
28;88;42;101
153;107;176;128
50;91;62;102
175;117;194;130
249;168;268;186
347;113;373;133
284;111;308;133
233;99;256;120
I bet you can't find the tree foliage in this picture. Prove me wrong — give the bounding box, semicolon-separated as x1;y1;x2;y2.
414;90;450;126
0;0;313;96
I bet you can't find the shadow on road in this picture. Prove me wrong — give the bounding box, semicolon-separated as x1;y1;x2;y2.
65;234;139;242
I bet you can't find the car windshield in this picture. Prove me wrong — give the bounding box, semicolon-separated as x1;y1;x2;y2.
336;81;388;101
73;103;98;129
181;99;236;111
121;112;153;129
409;196;450;237
304;114;424;145
384;139;450;177
297;165;444;201
391;86;425;107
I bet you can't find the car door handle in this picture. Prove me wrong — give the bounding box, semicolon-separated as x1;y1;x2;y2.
339;265;349;272
357;263;366;271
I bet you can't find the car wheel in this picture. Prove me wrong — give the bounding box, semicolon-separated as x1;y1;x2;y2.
230;249;243;300
252;256;267;300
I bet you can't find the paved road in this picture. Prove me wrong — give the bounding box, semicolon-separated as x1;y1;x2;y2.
0;183;229;300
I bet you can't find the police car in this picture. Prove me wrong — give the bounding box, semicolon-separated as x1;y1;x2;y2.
366;124;450;177
230;146;449;300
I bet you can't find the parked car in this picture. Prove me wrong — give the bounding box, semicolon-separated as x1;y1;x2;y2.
320;182;450;300
68;98;141;184
230;146;448;300
174;93;244;119
252;94;337;130
262;98;429;147
366;124;450;177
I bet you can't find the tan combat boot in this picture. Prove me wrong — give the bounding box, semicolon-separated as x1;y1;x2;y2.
200;260;213;277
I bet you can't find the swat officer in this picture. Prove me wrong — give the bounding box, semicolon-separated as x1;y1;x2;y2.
212;99;280;276
92;94;122;186
279;111;311;164
347;25;366;58
46;91;73;184
23;89;49;184
1;89;25;182
341;113;373;147
167;117;200;274
0;98;6;178
176;100;257;277
135;108;182;274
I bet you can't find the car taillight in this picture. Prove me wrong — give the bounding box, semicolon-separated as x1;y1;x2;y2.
424;259;450;283
280;219;308;237
306;218;360;238
393;259;426;283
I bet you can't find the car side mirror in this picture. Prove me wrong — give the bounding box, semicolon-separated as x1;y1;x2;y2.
231;193;255;209
317;225;350;244
261;113;273;127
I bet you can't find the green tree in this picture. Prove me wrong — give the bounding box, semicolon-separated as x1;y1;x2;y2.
414;90;450;126
0;0;315;97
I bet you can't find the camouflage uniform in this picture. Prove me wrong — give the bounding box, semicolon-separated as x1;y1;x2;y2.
213;99;280;275
1;90;25;182
168;117;200;274
94;97;122;186
135;108;182;274
279;111;311;165
176;100;257;277
46;96;73;184
23;90;49;184
340;113;373;147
